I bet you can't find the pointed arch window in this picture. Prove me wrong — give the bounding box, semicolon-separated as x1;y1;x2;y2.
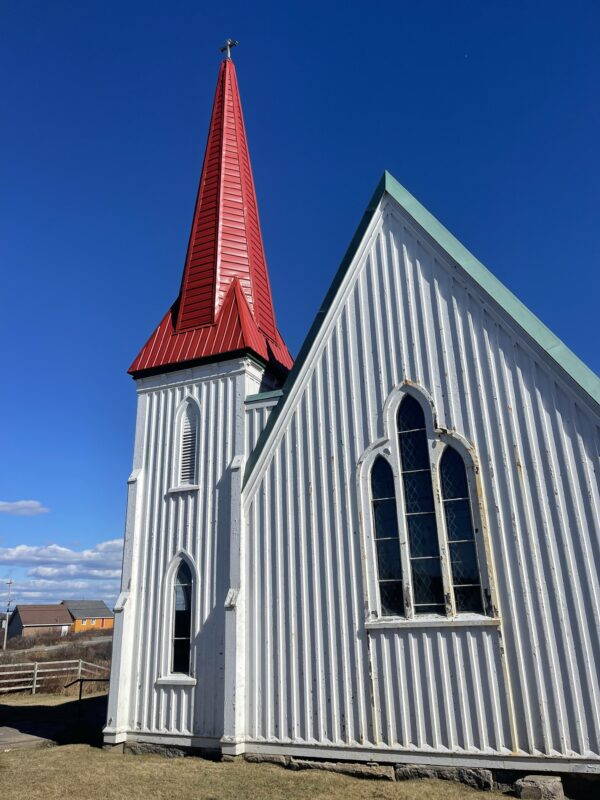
365;388;488;621
172;561;193;674
179;401;199;485
371;457;404;616
440;447;484;614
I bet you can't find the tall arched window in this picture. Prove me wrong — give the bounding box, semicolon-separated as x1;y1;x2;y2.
440;446;484;614
361;386;490;621
397;395;445;615
172;561;193;674
179;402;198;485
370;456;404;616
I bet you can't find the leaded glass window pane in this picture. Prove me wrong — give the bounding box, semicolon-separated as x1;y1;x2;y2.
407;513;439;557
449;542;480;585
444;498;474;541
397;395;426;432
402;471;435;514
454;586;484;613
398;430;430;471
379;581;404;616
440;446;469;498
371;456;396;499
376;538;402;580
373;498;399;539
410;557;445;608
370;457;404;617
440;446;484;615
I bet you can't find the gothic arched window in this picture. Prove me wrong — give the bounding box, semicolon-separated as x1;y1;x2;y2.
371;456;404;616
363;387;489;621
179;401;199;485
440;446;484;614
397;396;445;615
172;561;193;674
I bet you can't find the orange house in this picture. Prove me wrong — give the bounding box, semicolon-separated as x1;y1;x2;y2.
61;600;114;633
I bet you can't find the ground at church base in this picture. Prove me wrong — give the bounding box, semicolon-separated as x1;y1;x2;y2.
0;743;503;800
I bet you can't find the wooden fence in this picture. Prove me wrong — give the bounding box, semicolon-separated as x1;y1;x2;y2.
0;659;109;694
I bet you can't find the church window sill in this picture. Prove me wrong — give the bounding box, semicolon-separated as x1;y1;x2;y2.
365;616;501;630
167;485;200;495
156;675;197;687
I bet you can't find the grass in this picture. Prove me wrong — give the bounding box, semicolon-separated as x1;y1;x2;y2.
0;744;499;800
2;629;110;652
0;694;503;799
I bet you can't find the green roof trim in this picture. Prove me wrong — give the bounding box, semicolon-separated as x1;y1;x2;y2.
382;171;600;408
245;389;284;403
244;171;600;487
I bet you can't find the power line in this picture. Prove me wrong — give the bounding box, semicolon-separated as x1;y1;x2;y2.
2;578;14;651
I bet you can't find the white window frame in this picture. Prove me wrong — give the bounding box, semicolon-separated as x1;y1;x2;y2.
82;618;87;625
156;551;197;687
358;382;498;627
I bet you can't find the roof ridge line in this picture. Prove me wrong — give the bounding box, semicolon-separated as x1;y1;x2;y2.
382;170;600;407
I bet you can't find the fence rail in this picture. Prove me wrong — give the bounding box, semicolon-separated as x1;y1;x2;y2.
0;659;109;694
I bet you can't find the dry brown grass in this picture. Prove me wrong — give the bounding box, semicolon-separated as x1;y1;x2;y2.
0;744;500;800
0;639;111;697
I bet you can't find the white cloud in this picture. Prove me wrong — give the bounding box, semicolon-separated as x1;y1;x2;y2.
0;538;123;606
0;539;123;568
27;565;121;579
0;500;50;516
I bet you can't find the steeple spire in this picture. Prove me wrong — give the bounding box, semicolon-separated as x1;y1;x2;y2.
129;56;292;378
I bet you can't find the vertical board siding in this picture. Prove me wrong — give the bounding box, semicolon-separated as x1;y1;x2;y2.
130;373;238;738
245;401;277;454
244;202;600;759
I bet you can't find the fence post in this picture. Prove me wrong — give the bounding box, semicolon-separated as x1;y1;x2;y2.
32;662;38;695
78;659;82;679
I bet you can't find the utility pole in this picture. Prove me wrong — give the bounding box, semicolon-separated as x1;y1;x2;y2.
2;578;13;650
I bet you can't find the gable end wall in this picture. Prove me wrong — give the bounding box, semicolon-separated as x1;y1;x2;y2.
242;197;600;763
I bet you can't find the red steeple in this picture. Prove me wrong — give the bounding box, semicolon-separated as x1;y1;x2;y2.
129;56;292;377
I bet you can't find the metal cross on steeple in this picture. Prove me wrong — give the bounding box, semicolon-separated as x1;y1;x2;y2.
220;38;239;59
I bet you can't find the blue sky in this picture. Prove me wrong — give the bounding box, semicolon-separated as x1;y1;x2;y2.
1;1;598;607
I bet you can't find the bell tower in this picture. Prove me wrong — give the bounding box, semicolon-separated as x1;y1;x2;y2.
104;46;291;750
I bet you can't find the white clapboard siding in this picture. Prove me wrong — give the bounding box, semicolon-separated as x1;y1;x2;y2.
117;362;247;740
245;398;279;455
243;196;600;762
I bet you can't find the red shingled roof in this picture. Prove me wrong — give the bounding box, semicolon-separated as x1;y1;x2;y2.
130;58;292;377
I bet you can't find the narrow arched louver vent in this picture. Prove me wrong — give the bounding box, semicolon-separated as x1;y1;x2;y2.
180;405;198;485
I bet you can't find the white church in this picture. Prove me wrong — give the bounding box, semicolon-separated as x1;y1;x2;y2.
104;50;600;776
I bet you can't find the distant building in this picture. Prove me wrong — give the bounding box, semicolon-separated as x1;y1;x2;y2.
61;600;114;633
7;604;72;639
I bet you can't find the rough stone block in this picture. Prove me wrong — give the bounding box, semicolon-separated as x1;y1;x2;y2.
394;764;494;791
243;753;290;767
289;758;395;781
102;742;125;754
125;742;187;758
515;775;564;800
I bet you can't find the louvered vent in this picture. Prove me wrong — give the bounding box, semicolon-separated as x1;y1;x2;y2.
180;405;198;485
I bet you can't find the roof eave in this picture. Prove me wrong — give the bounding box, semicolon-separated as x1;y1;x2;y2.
129;346;290;382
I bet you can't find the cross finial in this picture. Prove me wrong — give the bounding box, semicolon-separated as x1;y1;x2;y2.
220;38;239;60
